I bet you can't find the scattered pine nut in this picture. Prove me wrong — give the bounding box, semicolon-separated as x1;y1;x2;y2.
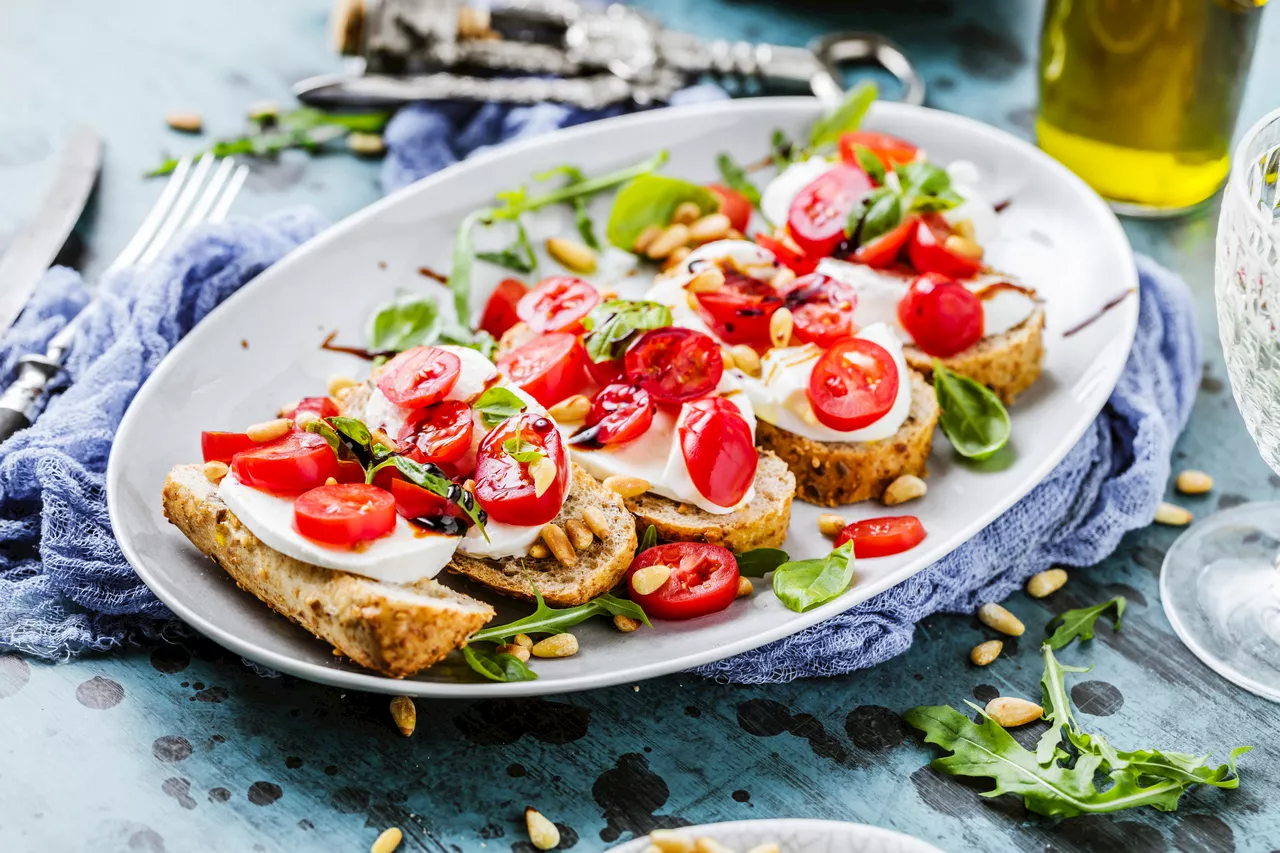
736;576;754;597
389;696;416;737
463;478;476;494
970;639;1003;666
604;475;650;499
649;831;695;853
614;614;642;632
772;267;796;290
817;513;847;536
720;346;736;370
687;266;726;293
729;344;761;377
952;218;976;241
327;375;360;396
695;839;735;853
944;234;983;261
883;474;927;506
294;410;321;428
529;542;550;560
525;807;560;851
371;827;403;853
531;633;578;658
202;460;229;483
347;132;386;156
686;290;702;313
166;111;202;133
565;518;594;551
747;846;781;853
246;418;292;442
514;633;533;649
661;245;692;271
548;394;590;423
1176;469;1213;495
986;696;1044;728
581;505;610;539
672;202;703;225
633;224;663;254
539;523;576;566
324;477;338;486
977;602;1025;636
1155;501;1193;526
631;564;672;596
546;236;597;274
1026;569;1068;598
689;212;731;243
498;643;531;663
530;456;557;498
277;400;300;418
646;223;691;260
769;306;794;348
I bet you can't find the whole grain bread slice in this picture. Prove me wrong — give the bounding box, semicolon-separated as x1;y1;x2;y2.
755;370;939;507
906;306;1045;405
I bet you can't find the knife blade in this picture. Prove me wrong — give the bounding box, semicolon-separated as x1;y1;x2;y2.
0;126;102;335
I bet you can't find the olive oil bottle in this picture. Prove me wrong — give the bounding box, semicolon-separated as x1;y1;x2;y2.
1037;0;1267;215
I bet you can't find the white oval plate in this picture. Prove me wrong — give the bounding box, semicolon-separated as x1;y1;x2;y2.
108;98;1137;697
608;819;943;853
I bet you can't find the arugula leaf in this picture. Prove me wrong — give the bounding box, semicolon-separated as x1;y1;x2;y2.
606;175;720;251
735;548;790;578
638;524;658;553
472;387;527;428
470;588;650;644
933;361;1011;460
771;541;855;612
367;295;441;352
770;129;797;171
1045;597;1127;651
808;81;878;150
536;164;600;249
476;219;537;274
463;644;538;683
581;300;673;363
1037;643;1093;766
851;144;887;185
716;152;762;208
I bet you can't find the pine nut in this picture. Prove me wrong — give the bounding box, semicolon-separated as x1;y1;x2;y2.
769;306;793;348
736;576;754;597
277;400;300;418
463;479;476;493
325;477;338;486
1155;501;1193;526
203;460;229;483
371;827;403;853
614;614;642;632
970;639;1003;666
166;111;202;133
729;344;761;377
548;394;591;423
565;518;594;550
327;375;360;396
529;543;550;559
747;846;781;853
687;266;726;293
633;224;663;254
686;290;702;313
599;289;619;301
986;696;1044;728
726;228;745;241
883;474;927;506
694;840;735;853
1026;569;1068;598
531;633;578;658
944;234;984;261
672;202;702;225
539;523;576;566
649;831;695;853
514;633;533;649
661;246;692;271
720;346;736;371
546;236;598;274
498;643;531;663
389;696;416;737
246;418;292;442
817;513;847;536
689;212;731;243
604;475;650;499
1176;469;1214;495
347;131;386;156
977;602;1025;636
530;456;557;498
952;218;976;241
646;223;691;259
631;564;672;596
525;807;561;851
772;267;796;290
294;410;322;428
581;505;610;539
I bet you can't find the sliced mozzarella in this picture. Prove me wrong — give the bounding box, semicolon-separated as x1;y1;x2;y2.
942;160;1001;247
761;157;838;226
973;280;1039;337
438;344;499;404
645;239;780;346
457;517;544;559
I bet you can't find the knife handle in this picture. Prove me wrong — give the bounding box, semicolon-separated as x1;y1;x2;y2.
0;355;61;445
0;407;30;446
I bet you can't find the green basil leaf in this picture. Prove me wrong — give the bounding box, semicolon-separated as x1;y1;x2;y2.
463;643;538;682
771;541;855;612
735;548;790;578
391;455;488;538
472;387;527;428
438;324;496;359
808;81;878;150
502;436;545;463
715;152;762;207
470;587;650;644
852;144;887;185
328;416;372;450
638;524;658;553
303;419;344;457
606;175;720;251
933;361;1011;460
367;295;441;352
770;128;797;171
908;190;964;213
476;219;538;274
896;161;953;196
536;164;600;250
581;300;673;364
856;190;902;245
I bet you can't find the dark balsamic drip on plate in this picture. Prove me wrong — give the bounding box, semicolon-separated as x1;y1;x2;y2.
1063;289;1136;337
566;423;603;450
320;331;396;362
417;266;449;284
410;515;467;537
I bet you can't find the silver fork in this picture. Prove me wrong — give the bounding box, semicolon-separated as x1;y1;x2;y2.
0;155;250;443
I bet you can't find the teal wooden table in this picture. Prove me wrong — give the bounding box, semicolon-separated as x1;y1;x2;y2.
2;2;1279;851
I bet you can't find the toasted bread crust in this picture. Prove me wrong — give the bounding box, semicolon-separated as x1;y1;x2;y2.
756;371;939;507
622;451;795;552
906;306;1045;405
162;465;494;678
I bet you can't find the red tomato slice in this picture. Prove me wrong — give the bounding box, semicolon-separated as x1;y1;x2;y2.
286;396;340;421
376;346;462;408
835;515;927;557
201;431;259;464
585;384;654;445
497;332;588;407
678;397;757;508
693;270;783;349
473;413;569;526
806;338;900;432
480;278;528;338
230;431;340;496
907;214;982;279
787;163;873;258
627;542;740;620
390;477;451;520
852;216;917;269
706;183;752;232
897;272;984;357
782;272;859;349
516;276;600;333
336;458;367;484
754;230;819;276
584;354;625;386
624;328;724;404
293;483;397;547
398;399;474;466
838;131;919;172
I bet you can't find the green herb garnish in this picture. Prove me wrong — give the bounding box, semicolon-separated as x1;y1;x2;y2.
716;152;762;209
1045;597;1127;651
536;164;600;249
932;361;1011;460
637;524;658;554
844;159;961;247
476;219;538;274
735;548;790;578
470;588;650;645
850;144;887;185
367;296;441;353
502;436;545;464
808;81;878;150
771;541;855;612
463;644;538;683
770;129;798;171
605;173;720;251
472;387;527;429
581;300;672;364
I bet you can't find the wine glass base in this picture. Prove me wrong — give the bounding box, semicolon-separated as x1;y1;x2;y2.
1161;501;1280;703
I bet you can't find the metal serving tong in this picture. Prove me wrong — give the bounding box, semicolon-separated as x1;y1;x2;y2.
294;0;925;111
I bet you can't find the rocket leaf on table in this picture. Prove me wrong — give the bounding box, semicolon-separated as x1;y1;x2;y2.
468;587;650;644
1044;596;1127;650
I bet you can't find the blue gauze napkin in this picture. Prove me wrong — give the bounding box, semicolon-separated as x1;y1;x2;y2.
0;94;1200;686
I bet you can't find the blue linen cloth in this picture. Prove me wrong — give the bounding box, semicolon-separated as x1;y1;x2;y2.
0;94;1199;686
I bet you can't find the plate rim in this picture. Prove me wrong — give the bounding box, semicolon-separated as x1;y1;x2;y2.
108;95;1139;697
605;817;944;852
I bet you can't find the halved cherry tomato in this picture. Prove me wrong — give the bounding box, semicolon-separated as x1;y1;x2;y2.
693;269;783;349
584;354;625;387
516;276;600;333
787;163;874;258
497;332;588;406
835;515;927;557
838;131;919;172
390;477;452;520
897;272;984;357
852;216;917;269
293;483;397;547
376;346;462;408
201;431;259;464
230;431;340;496
678;397;757;508
480;278;528;338
754;230;819;276
706;183;752;233
586;384;654;445
624;328;724;404
806;338;900;432
398;399;474;466
907;214;982;279
782;273;859;349
627;542;740;620
474;413;569;525
284;396;340;421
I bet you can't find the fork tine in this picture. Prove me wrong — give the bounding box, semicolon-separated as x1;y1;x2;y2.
138;153;215;266
208;164;249;223
106;156;194;274
184;157;237;230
